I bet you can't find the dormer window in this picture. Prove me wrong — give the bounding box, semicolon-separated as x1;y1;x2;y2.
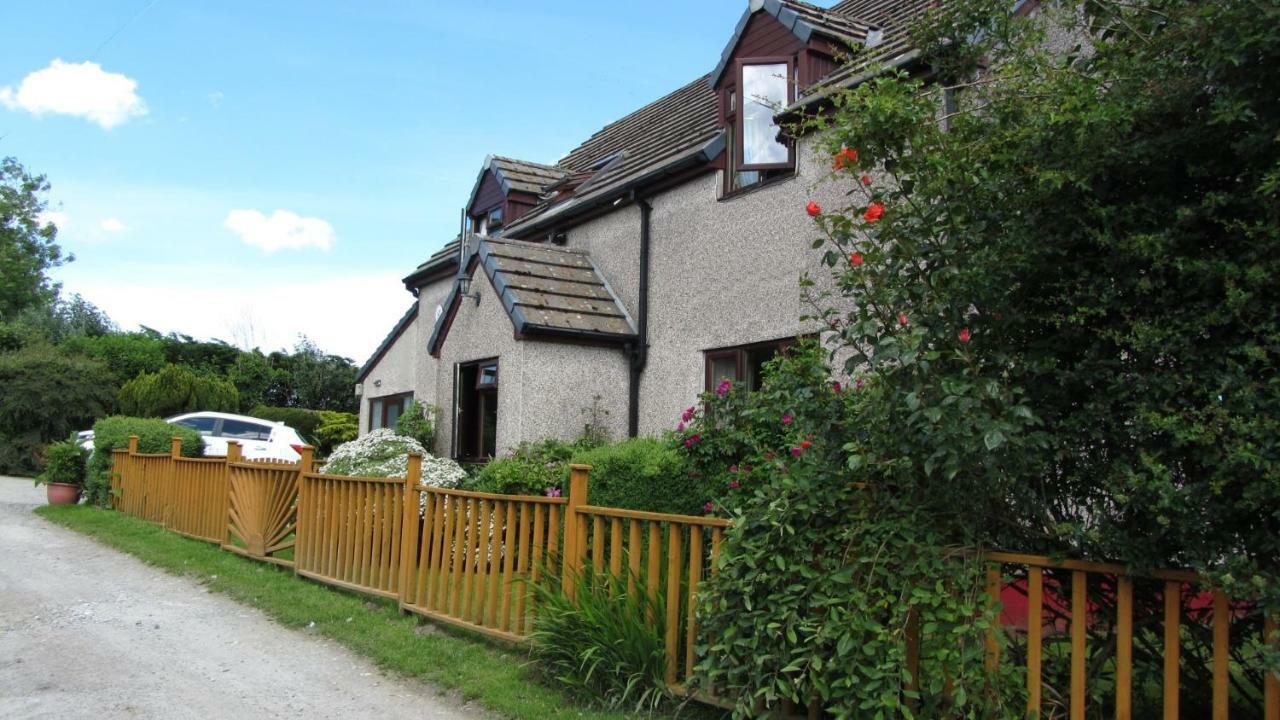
725;58;794;193
471;206;503;236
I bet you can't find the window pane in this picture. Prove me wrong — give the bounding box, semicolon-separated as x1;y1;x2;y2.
385;399;404;428
744;346;780;391
709;355;738;387
220;419;273;441
371;399;384;430
176;417;217;436
478;363;498;387
741;63;788;166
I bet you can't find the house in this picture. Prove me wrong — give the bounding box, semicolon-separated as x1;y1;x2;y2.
355;0;964;460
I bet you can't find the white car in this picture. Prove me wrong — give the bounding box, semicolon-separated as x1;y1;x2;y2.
79;411;308;462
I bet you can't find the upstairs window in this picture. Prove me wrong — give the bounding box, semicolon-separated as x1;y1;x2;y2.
725;58;795;194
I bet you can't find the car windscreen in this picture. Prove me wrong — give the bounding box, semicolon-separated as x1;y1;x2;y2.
175;417;218;436
219;419;273;441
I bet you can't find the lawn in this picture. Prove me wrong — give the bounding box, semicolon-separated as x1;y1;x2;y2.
36;504;721;720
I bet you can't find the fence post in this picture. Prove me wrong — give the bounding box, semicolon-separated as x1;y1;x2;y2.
562;464;590;595
165;436;182;528
293;445;314;574
399;453;423;610
223;441;241;546
127;435;139;455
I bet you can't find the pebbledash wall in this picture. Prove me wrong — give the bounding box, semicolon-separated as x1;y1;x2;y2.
357;280;450;435
558;135;853;438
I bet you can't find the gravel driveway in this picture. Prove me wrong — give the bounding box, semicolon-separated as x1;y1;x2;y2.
0;476;481;720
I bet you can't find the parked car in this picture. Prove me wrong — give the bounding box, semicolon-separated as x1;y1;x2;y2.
79;411;308;462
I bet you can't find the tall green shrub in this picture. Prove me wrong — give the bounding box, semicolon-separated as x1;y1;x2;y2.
394;400;435;449
117;364;239;418
84;415;202;505
0;343;114;475
248;404;323;439
314;410;357;455
570;438;696;515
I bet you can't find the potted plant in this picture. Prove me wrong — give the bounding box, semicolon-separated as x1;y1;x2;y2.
36;440;86;505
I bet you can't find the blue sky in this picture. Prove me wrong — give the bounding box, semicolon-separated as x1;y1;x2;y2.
0;1;749;360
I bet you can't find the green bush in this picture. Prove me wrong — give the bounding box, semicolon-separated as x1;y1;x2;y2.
468;456;562;496
394;400;435;449
84;415;203;505
570;438;697;515
314;410;357;455
36;440;86;486
248;404;323;441
0;343;114;475
117;364;238;418
529;568;668;713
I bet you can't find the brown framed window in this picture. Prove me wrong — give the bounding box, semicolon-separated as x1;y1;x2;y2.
704;337;798;393
455;359;498;461
725;57;795;194
369;392;413;432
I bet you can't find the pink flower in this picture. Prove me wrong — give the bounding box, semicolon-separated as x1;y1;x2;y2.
855;377;866;390
681;406;696;423
684;433;702;448
729;464;739;473
898;311;908;326
545;487;562;498
716;379;732;396
781;412;794;426
703;501;715;514
791;446;804;458
742;464;752;473
958;328;971;343
831;381;842;392
676;421;685;432
729;480;740;490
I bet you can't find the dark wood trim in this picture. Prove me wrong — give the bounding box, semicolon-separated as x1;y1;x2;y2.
367;391;414;432
702;335;801;392
735;56;797;173
718;168;796;202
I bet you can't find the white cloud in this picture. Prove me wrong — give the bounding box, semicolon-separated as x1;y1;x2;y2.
36;210;69;229
225;209;335;253
99;217;127;233
0;59;147;129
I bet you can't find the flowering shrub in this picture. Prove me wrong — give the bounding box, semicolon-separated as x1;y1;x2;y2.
323;429;464;488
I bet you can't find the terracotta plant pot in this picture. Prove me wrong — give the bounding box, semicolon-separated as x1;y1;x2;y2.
46;482;82;506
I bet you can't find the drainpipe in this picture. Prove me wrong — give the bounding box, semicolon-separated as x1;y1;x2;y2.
627;191;652;438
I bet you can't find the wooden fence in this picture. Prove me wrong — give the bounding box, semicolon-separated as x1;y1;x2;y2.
108;440;1278;715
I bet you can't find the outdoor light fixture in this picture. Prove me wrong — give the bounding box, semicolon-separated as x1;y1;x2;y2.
457;274;481;306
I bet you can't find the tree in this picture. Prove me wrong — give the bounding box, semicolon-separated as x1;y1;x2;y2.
0;344;114;475
289;336;357;412
0;157;69;320
228;351;273;411
804;0;1280;599
117;364;239;417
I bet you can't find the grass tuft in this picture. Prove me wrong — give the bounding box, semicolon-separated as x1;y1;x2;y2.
36;505;720;720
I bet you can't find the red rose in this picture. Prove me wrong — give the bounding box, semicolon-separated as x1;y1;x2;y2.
958;328;971;343
801;439;812;449
850;252;864;267
860;174;872;186
863;202;885;222
832;147;858;170
806;201;822;217
898;311;908;326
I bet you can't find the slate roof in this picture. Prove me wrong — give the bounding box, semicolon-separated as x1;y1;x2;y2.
491;156;568;195
500;75;724;237
427;236;636;355
794;0;936;106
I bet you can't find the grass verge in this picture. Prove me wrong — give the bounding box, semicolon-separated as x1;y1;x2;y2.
36;504;719;720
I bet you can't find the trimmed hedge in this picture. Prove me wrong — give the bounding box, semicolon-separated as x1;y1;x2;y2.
570;438;700;516
84;415;203;505
248;404;322;440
